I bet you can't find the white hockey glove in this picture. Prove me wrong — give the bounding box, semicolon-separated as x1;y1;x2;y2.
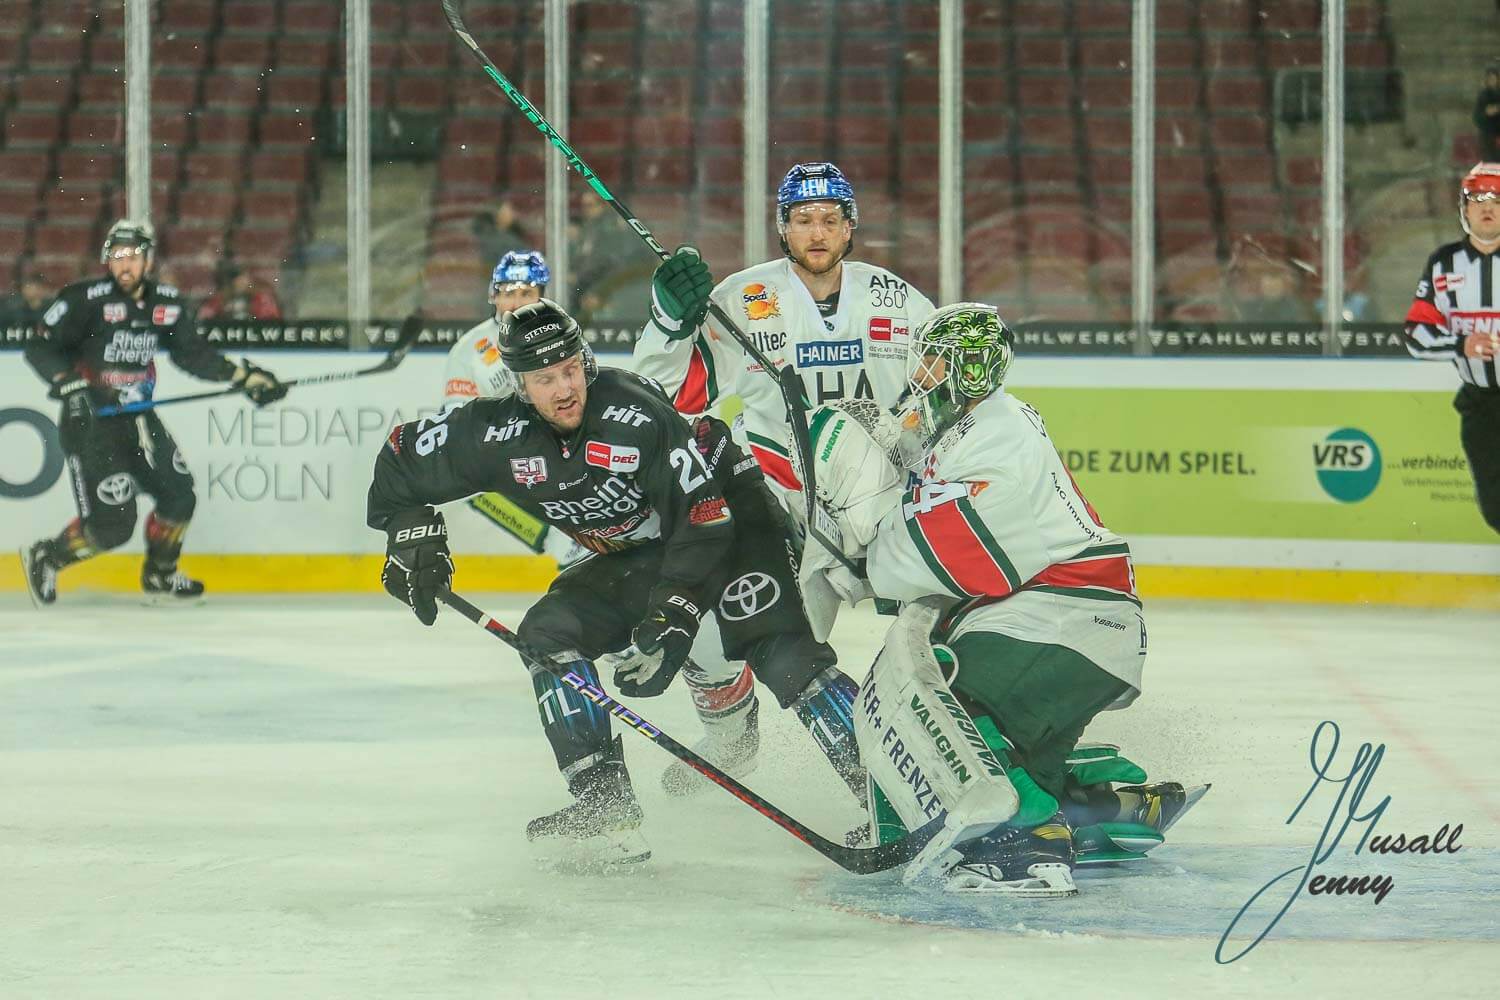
797;521;875;643
794;403;904;558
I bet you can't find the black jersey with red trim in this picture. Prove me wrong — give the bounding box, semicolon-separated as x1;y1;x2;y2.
23;275;236;402
1403;239;1500;390
368;367;748;601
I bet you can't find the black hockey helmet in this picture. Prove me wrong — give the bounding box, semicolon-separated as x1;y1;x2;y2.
497;297;597;380
101;218;156;265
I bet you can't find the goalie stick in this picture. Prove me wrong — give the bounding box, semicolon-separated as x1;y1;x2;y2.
440;0;859;575
96;315;424;417
434;588;941;875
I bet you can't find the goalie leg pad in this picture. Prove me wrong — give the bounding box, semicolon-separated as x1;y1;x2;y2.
855;600;1019;877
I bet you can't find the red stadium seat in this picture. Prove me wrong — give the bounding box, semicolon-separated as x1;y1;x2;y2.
154;34;210;71
66;111;124;147
264;71;325;109
32;221;98;260
276;38;336;70
5;110;65;147
184;151;245;186
221;0;278;33
176;187;240;224
55;149;121;184
158;2;216;34
193;110;254;147
283;2;341;35
258;112;321;146
28;32;86;68
393;73;450;111
248;149;311;186
201;73;265;110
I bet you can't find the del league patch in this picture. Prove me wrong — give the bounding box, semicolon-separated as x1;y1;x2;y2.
868;316;908;341
585;441;641;473
152;304;181;325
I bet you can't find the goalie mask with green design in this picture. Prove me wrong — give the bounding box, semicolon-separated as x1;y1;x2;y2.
904;302;1014;440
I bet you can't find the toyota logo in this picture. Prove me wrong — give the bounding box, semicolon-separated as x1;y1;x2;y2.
96;472;136;505
718;572;780;621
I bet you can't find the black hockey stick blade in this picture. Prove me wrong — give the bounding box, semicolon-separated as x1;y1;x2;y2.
96;314;424;417
434;588;941;875
777;365;864;574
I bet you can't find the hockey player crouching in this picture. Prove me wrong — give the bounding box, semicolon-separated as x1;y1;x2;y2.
367;300;868;868
798;304;1206;895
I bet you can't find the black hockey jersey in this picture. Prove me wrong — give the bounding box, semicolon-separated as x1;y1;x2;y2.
23;275;235;405
367;368;741;600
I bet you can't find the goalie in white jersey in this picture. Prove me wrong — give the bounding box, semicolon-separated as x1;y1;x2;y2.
799;303;1206;896
628;162;934;793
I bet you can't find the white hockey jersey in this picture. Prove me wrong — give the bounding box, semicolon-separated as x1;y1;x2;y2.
442;317;514;406
632;257;934;489
866;392;1145;702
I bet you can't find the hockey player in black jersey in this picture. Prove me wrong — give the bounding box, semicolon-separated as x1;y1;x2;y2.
19;219;288;605
367;299;865;868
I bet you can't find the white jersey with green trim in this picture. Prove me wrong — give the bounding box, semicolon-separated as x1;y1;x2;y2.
865;391;1146;701
442;317;514;407
631;257;934;491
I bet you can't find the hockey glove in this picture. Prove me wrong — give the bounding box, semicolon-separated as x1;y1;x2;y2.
602;643;678;698
50;377;94;451
381;507;454;626
233;360;288;407
626;587;703;693
649;245;713;340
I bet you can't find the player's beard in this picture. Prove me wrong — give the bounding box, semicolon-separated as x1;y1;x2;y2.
792;242;845;277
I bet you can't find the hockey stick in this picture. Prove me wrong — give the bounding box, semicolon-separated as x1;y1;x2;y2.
440;0;859;575
96;315;424;417
434;587;941;875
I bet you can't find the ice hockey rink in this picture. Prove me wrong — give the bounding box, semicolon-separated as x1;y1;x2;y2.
3;590;1494;999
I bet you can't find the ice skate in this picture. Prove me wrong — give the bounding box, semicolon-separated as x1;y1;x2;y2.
20;540;59;608
944;815;1079;897
526;756;651;871
142;565;206;605
1119;781;1211;834
661;698;760;797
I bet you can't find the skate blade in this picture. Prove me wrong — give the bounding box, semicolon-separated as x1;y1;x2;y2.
945;862;1078;898
528;828;652;874
1159;782;1210;833
18;547;51;609
140;592;206;608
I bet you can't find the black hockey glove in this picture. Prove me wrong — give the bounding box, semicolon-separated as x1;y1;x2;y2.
649;245;713;340
50;377;94;451
233;360;288;407
381;507;454;626
624;587;703;694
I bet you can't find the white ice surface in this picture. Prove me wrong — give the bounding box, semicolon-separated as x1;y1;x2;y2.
3;592;1496;999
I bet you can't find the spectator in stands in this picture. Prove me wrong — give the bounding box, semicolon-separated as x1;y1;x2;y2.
0;270;51;332
1473;63;1500;161
1230;261;1315;324
472;197;537;273
571;197;654;320
197;259;283;321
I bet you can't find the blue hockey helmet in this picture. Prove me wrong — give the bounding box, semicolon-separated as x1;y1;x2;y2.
776;162;859;229
489;250;551;297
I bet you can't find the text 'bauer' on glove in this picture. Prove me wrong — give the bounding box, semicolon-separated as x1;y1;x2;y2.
625;586;703;693
381;507;454;626
649;245;713;340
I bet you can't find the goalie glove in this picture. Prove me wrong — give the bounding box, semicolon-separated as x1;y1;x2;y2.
797;527;875;643
381;507;454;626
795;402;904;557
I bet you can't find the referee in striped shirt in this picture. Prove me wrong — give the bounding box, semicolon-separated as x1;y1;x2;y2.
1404;163;1500;533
